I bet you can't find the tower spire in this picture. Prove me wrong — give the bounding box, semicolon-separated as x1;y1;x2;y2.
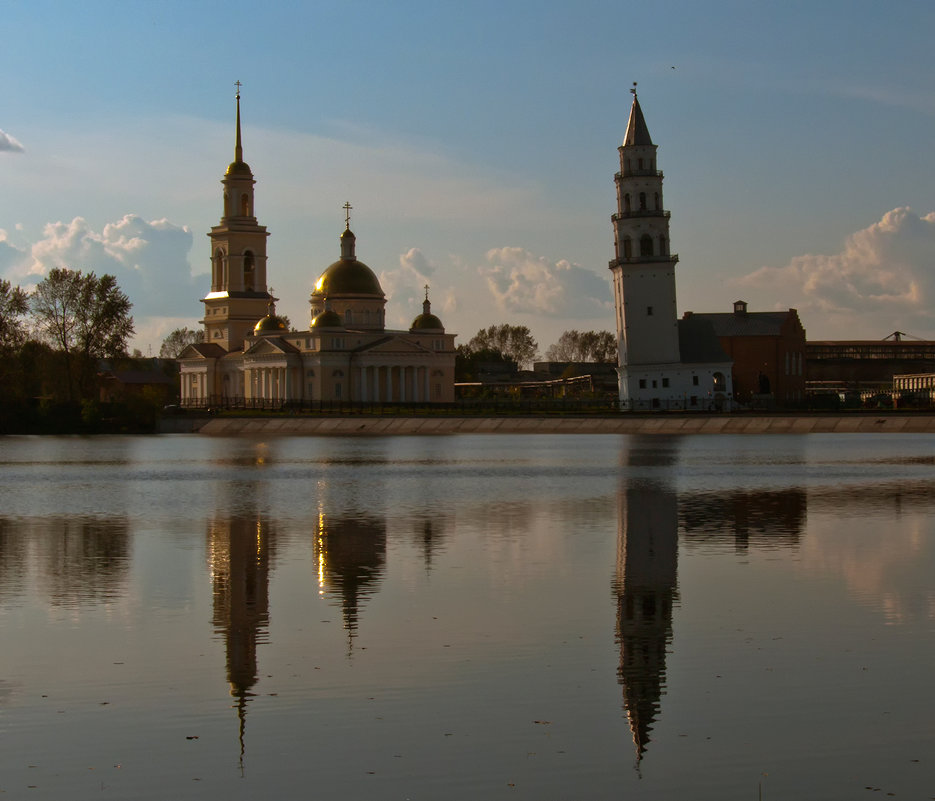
234;80;244;164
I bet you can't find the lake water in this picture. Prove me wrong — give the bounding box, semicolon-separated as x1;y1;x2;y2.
0;432;933;800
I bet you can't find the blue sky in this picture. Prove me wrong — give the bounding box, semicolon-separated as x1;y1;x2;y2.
3;0;935;353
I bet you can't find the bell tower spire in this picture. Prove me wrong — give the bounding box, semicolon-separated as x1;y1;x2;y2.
202;82;272;352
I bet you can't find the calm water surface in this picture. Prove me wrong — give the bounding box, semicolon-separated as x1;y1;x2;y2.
0;433;933;800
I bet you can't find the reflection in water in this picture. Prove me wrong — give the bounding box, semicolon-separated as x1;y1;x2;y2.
207;483;276;768
680;489;806;552
613;438;680;766
0;516;130;606
314;513;387;652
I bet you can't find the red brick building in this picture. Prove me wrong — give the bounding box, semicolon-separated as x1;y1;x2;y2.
682;301;806;407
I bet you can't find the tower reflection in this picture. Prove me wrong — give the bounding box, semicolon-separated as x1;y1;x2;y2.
613;436;809;764
207;481;276;767
613;437;680;767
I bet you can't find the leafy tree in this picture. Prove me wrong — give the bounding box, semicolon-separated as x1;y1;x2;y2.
455;345;517;381
159;326;205;358
545;330;617;363
466;324;538;369
0;279;29;353
31;268;134;400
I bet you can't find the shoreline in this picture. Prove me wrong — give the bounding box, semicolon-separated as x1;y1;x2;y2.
160;413;935;436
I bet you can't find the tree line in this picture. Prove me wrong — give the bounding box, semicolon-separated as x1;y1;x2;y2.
456;324;616;381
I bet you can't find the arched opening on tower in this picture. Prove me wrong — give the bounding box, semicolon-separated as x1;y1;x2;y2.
243;251;255;292
214;249;225;289
240;193;250;217
639;192;646;211
654;192;660;210
624;193;631;212
640;235;653;257
623;237;632;259
658;235;667;255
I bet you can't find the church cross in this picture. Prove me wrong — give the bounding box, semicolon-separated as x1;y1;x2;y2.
343;201;353;229
235;80;242;98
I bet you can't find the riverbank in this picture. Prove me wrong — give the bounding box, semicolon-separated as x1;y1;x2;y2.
159;413;935;435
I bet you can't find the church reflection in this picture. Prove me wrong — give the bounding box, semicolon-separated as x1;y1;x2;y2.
207;481;276;766
613;436;808;764
313;512;387;652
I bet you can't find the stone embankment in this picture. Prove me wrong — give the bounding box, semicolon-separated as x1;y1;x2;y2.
161;414;935;436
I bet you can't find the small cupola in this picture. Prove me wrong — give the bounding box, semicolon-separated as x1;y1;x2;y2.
733;300;748;315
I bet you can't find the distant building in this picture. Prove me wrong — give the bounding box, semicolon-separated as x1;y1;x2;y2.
609;89;733;410
807;335;935;397
682;301;807;407
178;90;456;406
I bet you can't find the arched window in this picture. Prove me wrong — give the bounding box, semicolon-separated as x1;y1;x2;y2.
622;236;632;259
658;235;667;255
654;192;660;210
624;193;631;212
214;249;224;289
223;192;230;217
640;235;653;257
240;193;250;216
243;251;255;291
713;372;726;391
639;192;646;210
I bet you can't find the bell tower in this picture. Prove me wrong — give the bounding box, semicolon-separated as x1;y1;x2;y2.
202;83;271;352
609;86;681;401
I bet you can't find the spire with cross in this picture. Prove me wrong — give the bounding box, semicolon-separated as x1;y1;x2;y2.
343;201;353;230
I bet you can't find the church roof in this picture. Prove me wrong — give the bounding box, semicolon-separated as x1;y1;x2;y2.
623;93;654;147
180;342;227;359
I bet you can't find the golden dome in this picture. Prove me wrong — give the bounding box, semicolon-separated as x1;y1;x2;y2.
313;259;384;296
311;309;343;328
254;314;288;333
410;312;444;331
226;160;253;177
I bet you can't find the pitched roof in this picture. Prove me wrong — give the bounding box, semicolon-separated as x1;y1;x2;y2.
179;342;227;359
678;317;732;364
623;95;654;147
684;310;794;337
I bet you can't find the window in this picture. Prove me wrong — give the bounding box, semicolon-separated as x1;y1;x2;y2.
639;192;646;210
624;193;631;212
659;235;667;255
306;369;315;377
243;251;255;291
692;375;699;386
639;379;647;389
623;237;632;259
646;306;654;316
638;158;643;170
652;380;657;388
662;378;669;388
640;235;653;257
713;372;726;391
344;309;353;325
654;192;660;210
690;396;698;406
241;193;250;216
334;383;342;399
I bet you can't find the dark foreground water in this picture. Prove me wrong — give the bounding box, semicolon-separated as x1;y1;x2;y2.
0;433;933;800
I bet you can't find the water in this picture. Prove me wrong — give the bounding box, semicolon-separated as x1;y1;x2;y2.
0;433;933;800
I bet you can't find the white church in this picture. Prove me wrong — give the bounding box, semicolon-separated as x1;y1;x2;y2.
609;88;733;411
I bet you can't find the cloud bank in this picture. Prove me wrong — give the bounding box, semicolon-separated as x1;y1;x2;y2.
0;129;24;153
3;215;199;346
737;207;935;338
481;246;612;318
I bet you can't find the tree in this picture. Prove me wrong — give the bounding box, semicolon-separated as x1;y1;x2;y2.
31;268;134;400
545;330;617;363
466;324;538;369
159;326;205;358
0;279;29;353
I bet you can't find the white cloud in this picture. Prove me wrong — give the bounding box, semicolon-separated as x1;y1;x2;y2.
737;207;935;338
380;247;439;328
481;246;613;318
3;215;198;326
0;129;24;153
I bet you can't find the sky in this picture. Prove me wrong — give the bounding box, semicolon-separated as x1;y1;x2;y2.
3;0;935;355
